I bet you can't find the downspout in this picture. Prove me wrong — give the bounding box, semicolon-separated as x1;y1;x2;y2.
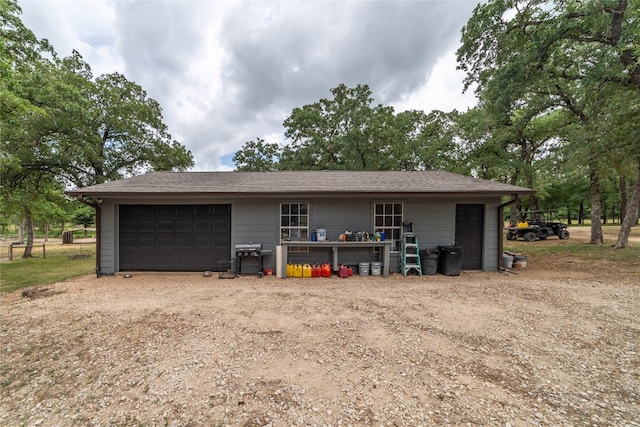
76;196;102;278
497;194;523;270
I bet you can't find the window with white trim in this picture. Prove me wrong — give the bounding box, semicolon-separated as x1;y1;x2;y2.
374;202;403;252
280;202;309;252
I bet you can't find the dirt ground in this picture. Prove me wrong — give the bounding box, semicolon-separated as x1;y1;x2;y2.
1;228;638;426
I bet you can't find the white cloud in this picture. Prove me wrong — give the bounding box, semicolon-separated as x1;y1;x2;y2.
20;0;123;75
18;0;481;171
392;49;478;114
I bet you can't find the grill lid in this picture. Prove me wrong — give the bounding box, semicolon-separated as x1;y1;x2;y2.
235;243;262;251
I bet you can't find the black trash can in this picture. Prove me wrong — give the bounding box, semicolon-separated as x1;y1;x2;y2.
438;245;463;276
420;248;439;276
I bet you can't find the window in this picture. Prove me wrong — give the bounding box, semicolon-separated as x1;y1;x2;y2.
374;203;403;252
281;202;309;252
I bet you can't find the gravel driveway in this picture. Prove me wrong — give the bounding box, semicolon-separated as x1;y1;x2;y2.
1;256;639;426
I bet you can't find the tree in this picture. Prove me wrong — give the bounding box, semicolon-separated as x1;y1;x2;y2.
390;110;464;172
1;1;195;257
70;71;193;186
232;138;281;171
280;84;398;171
71;205;95;237
457;0;640;246
234;84;466;172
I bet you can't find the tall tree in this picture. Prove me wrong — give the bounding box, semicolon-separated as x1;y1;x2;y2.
457;0;640;246
1;1;194;256
280;84;398;170
232;138;281;171
234;84;464;172
390;110;463;172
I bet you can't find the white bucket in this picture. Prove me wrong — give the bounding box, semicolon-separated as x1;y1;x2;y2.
358;262;370;276
317;228;327;241
502;254;514;269
370;262;382;276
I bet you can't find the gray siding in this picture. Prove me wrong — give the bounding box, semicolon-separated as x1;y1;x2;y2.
232;200;279;273
99;202;116;275
483;198;502;271
97;194;505;274
404;199;455;249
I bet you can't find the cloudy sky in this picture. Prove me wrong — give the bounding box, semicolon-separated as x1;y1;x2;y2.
19;0;481;171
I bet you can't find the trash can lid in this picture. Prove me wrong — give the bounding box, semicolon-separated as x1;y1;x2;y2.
438;245;463;252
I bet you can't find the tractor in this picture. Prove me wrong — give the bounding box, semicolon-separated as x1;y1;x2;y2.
505;210;570;242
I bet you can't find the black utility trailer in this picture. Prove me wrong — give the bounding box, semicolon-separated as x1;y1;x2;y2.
505;210;570;242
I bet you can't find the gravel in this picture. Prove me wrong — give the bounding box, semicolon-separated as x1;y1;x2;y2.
1;263;638;426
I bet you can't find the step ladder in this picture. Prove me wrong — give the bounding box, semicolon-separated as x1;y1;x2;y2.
401;232;422;276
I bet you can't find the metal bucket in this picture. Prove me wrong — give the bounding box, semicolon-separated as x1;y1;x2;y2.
503;254;514;269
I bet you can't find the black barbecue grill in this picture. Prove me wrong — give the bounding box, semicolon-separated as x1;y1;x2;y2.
235;243;268;275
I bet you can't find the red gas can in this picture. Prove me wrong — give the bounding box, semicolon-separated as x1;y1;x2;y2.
312;264;321;277
338;264;348;278
321;263;332;278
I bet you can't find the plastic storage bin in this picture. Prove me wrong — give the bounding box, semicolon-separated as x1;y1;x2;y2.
438;245;463;276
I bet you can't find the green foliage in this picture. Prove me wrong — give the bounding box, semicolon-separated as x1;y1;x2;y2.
457;0;640;242
74;72;194;186
232;138;281;171
280;83;396;170
234;84;464;172
0;0;194;243
391;109;465;172
71;206;95;228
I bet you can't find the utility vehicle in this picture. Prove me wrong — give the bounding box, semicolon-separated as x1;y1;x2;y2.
505;210;570;242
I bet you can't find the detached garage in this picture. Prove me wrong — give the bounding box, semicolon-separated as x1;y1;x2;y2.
67;170;534;276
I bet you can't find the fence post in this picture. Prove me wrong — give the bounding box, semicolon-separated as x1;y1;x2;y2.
43;243;46;259
8;245;12;261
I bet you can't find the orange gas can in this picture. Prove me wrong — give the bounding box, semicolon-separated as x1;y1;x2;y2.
321;262;332;278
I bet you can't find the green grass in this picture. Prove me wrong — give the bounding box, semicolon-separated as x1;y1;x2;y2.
504;225;640;267
505;240;640;262
0;244;96;294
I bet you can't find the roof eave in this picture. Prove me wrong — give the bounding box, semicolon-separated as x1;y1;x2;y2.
67;189;536;198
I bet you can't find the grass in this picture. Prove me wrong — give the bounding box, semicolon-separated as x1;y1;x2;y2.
0;242;96;294
504;225;640;267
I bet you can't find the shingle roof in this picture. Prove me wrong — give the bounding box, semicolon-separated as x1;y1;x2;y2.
67;171;535;197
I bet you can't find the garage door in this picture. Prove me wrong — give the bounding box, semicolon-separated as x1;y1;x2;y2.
119;205;231;271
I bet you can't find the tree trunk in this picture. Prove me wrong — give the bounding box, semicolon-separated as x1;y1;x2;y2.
620;176;628;223
18;219;24;243
614;162;640;249
579;201;585;224
566;205;572;225
22;210;34;259
603;202;607;224
589;167;604;244
44;223;49;242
